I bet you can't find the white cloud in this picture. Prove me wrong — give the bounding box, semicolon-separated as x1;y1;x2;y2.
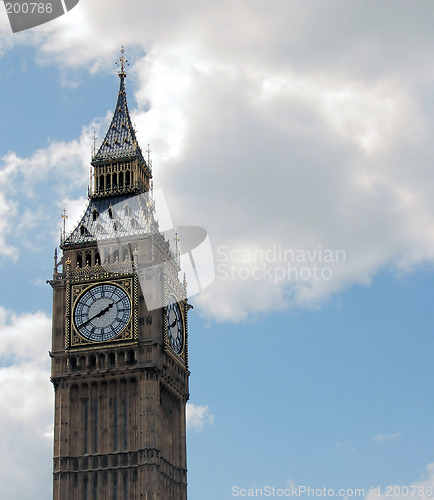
373;431;402;445
186;403;214;432
2;1;434;322
0;121;102;257
0;308;53;500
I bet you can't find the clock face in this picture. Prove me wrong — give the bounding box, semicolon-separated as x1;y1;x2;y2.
74;283;131;342
166;294;184;354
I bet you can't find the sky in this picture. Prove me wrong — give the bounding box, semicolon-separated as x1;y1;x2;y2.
0;1;433;499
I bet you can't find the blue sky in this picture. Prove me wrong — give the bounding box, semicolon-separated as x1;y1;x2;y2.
0;2;434;500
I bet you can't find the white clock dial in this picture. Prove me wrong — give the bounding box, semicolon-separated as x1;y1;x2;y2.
74;284;131;342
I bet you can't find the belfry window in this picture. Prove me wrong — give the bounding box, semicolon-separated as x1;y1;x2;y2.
127;350;135;364
121;245;130;261
98;353;105;368
89;355;96;369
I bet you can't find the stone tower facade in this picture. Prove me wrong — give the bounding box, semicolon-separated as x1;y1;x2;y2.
49;51;189;500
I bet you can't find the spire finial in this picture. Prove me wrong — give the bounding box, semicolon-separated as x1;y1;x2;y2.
116;45;128;78
174;231;180;257
61;209;68;243
92;130;97;158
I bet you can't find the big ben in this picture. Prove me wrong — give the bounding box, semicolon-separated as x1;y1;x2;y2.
48;49;190;500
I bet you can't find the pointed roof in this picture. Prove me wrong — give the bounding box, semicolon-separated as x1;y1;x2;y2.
92;72;145;165
62;193;161;247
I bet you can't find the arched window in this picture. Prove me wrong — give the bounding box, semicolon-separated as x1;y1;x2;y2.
76;254;83;268
125;171;131;186
95;252;101;265
119;172;124;188
100;175;105;191
121;246;130;261
89;355;96;369
127;350;135;364
98;353;106;368
85;251;92;266
106;174;111;189
109;352;116;366
112;173;117;188
118;351;125;365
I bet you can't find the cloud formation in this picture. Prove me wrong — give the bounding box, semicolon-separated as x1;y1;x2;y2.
3;2;434;322
0;308;53;500
186;403;215;432
373;431;402;445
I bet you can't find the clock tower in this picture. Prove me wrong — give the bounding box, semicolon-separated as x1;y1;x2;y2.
49;50;189;500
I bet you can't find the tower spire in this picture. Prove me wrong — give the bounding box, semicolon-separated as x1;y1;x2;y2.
89;48;152;199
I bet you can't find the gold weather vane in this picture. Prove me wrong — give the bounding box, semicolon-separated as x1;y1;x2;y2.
116;45;129;77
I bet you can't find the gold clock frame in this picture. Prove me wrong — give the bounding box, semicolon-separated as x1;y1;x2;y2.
66;276;138;350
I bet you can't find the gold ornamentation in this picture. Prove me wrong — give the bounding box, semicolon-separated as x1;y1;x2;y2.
68;277;136;349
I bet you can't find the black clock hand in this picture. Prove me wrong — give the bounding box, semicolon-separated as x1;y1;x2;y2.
169;318;177;329
81;302;115;328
